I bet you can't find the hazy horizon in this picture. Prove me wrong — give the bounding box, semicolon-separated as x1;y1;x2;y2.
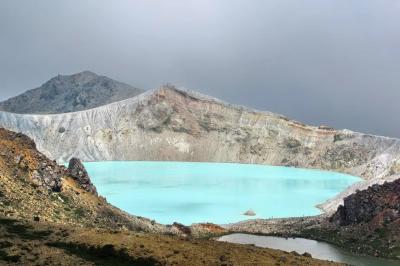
1;0;400;138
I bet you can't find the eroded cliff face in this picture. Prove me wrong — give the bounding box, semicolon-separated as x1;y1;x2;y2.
0;86;399;180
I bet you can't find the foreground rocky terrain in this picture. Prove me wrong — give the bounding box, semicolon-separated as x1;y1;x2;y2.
0;71;143;114
0;216;337;266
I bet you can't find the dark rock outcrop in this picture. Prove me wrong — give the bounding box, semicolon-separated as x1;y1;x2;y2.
172;222;191;236
67;158;97;195
331;178;400;226
325;178;400;258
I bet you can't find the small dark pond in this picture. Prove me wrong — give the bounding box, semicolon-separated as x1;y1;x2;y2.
218;234;399;266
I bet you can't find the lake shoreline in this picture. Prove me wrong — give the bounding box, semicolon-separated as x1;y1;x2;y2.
221;214;399;261
84;161;359;225
216;233;400;266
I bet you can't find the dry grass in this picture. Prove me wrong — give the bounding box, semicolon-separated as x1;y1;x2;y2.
0;216;340;266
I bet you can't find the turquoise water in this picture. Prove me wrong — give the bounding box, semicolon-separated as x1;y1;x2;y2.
83;161;361;225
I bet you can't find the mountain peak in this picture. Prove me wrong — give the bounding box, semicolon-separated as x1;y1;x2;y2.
63;70;98;80
74;70;97;76
0;72;144;114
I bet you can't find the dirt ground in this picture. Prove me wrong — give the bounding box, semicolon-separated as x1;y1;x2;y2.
0;216;340;266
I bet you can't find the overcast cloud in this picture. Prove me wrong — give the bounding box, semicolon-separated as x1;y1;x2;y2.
0;0;399;137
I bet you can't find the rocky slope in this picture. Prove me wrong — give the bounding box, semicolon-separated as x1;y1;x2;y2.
0;128;176;233
0;85;399;182
0;71;143;114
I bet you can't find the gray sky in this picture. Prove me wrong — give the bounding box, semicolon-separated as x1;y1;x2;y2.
1;0;399;138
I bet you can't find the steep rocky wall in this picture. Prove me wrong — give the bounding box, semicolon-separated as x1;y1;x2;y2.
0;86;399;180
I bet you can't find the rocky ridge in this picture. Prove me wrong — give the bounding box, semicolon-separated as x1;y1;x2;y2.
0;71;144;114
0;84;399;220
0;85;399;183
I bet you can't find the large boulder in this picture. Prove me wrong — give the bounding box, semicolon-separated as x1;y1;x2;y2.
67;158;97;195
